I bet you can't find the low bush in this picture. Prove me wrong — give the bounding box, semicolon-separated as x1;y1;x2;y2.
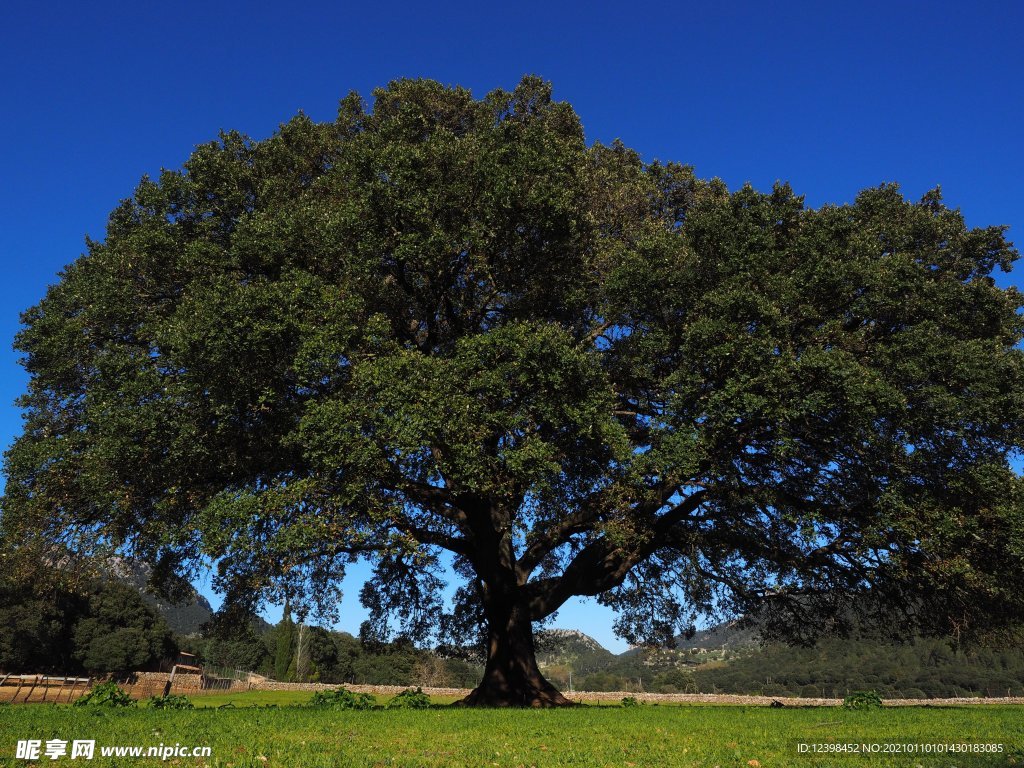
843;690;883;710
74;681;136;708
147;694;194;710
621;696;640;707
386;687;430;709
309;687;376;710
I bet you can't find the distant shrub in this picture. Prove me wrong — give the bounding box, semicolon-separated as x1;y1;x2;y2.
654;668;695;693
386;687;430;709
74;681;136;708
901;688;927;700
309;687;376;710
621;696;640;707
843;690;883;710
579;672;625;692
147;694;194;710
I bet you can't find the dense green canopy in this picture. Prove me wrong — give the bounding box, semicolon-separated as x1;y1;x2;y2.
0;573;175;675
3;76;1023;704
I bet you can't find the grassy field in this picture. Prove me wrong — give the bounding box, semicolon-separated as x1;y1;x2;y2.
1;694;1021;767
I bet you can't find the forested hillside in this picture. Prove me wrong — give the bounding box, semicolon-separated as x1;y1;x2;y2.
535;633;1024;698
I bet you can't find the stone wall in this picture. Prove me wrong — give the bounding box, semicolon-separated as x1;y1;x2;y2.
249;680;469;697
244;680;1024;707
125;671;249;698
6;671;1024;705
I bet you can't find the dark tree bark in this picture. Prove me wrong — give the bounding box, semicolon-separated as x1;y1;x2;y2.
458;595;574;707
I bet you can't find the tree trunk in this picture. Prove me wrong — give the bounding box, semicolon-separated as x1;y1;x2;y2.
458;599;574;707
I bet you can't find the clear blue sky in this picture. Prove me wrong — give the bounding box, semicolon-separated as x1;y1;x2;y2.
2;0;1021;652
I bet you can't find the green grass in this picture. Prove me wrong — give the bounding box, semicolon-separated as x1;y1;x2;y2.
1;699;1021;767
186;690;335;708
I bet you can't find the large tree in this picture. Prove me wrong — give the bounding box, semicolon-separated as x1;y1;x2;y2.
3;77;1024;706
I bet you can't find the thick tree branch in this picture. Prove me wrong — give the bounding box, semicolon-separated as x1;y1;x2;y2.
388;518;470;557
397;479;469;527
525;490;708;619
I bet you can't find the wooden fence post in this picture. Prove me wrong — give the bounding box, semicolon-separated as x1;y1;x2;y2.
66;677;85;703
23;675;41;703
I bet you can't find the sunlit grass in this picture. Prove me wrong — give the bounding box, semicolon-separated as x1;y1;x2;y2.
1;700;1021;766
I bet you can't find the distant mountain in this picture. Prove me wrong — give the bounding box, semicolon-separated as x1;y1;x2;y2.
618;619;758;658
536;629;613;666
104;558;280;637
104;558;217;635
671;619;760;651
535;622;756;670
140;587;218;637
